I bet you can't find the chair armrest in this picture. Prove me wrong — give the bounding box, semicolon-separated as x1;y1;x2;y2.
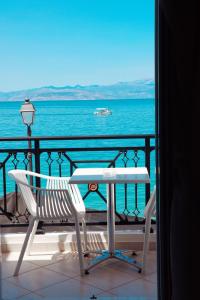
9;177;70;193
20;170;69;181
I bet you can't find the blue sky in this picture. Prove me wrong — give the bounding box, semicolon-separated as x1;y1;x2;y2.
0;0;154;91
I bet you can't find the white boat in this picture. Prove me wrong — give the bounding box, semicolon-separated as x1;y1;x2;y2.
94;108;112;116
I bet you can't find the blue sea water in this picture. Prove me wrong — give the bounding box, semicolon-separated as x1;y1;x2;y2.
0;99;154;138
0;99;155;215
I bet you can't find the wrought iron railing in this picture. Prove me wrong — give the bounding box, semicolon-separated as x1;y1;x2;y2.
0;134;155;227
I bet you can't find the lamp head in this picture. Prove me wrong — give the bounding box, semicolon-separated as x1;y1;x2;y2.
20;98;36;126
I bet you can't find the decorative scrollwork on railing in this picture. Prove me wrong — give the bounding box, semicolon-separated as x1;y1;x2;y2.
10;153;21;223
56;152;64;177
121;150;130;167
46;152;54;176
11;153;20;169
23;152;32;222
23;152;30;170
132;206;140;219
132;150;140;167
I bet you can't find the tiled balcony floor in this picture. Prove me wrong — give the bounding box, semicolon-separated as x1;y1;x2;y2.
1;250;157;300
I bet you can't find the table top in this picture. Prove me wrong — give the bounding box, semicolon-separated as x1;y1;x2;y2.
69;167;150;184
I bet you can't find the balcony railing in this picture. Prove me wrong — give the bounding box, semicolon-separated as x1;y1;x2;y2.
0;134;155;227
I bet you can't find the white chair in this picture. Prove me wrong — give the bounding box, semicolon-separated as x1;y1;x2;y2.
8;169;88;276
142;186;156;273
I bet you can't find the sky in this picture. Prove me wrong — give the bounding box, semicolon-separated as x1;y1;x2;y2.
0;0;154;91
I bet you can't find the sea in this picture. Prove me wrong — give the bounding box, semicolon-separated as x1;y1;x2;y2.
0;99;155;215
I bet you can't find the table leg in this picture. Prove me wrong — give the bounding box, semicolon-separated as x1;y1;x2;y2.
107;183;115;254
85;183;141;274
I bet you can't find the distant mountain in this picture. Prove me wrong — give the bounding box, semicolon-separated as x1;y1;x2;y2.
0;79;155;101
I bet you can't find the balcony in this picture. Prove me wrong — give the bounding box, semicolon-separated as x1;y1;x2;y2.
0;134;157;299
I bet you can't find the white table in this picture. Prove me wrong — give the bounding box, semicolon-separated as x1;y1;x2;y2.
69;167;150;274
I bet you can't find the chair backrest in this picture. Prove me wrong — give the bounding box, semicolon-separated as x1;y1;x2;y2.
45;176;85;216
8;169;86;220
36;185;75;220
144;186;156;219
8;169;37;216
69;184;86;214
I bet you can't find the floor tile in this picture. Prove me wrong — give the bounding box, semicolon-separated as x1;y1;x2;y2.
101;251;157;276
96;290;118;297
96;298;156;300
7;267;70;292
74;265;139;291
38;277;103;298
101;259;143;277
44;252;82;277
142;260;157;275
23;253;63;267
16;292;45;299
133;251;157;275
110;278;157;298
94;298;155;300
1;259;39;279
1;279;30;299
142;272;157;284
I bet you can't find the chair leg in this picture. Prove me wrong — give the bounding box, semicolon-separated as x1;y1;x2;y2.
14;217;35;276
75;219;85;276
142;217;151;274
26;219;39;256
82;219;88;252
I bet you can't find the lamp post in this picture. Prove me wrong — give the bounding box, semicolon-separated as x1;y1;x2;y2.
19;99;44;233
20;98;36;185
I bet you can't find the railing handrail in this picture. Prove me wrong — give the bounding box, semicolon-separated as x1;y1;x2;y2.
0;133;155;142
0;146;155;154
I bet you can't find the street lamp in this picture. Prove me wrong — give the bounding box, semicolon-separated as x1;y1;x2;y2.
19;99;44;233
20;98;36;182
20;98;36;130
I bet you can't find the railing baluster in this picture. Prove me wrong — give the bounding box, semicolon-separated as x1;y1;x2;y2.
0;153;12;216
3;164;7;212
145;137;151;204
34;139;41;188
57;152;64;177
